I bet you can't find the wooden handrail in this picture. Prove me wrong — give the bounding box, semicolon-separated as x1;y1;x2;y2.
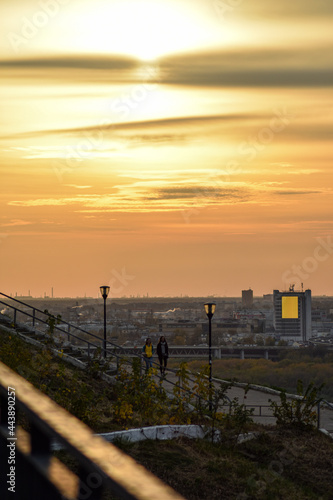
0;361;185;500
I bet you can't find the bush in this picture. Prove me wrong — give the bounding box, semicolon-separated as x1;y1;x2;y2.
269;380;323;428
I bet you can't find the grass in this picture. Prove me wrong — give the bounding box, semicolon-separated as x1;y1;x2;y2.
0;324;119;432
109;428;333;499
54;427;333;499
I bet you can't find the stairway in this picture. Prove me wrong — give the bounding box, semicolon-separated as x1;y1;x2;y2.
0;312;118;377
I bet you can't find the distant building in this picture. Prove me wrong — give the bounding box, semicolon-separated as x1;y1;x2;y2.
233;310;266;333
242;289;253;308
312;309;327;323
273;288;312;342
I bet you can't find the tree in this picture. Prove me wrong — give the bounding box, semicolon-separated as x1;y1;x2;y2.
172;335;186;345
241;334;255;345
170;329;186;345
191;327;203;345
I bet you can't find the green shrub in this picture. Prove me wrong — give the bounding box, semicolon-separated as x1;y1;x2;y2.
269;380;323;428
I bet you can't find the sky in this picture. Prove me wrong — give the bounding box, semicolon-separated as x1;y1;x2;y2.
0;0;332;298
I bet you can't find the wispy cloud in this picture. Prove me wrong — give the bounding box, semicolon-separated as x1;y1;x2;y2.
273;190;323;195
2;43;332;88
4;109;331;148
159;46;333;87
240;0;333;19
64;184;92;189
1;219;33;227
10;113;260;139
0;55;138;70
7;180;328;214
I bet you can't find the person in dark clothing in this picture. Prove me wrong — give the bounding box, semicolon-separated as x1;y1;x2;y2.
157;336;169;375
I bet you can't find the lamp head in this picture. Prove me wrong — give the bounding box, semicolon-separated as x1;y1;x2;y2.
100;285;110;300
204;302;216;319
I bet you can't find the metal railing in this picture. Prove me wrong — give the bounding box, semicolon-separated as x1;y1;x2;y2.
0;293;229;409
0;292;127;362
0;361;185;500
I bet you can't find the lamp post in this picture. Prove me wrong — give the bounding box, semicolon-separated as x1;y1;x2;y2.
204;302;216;412
100;286;110;358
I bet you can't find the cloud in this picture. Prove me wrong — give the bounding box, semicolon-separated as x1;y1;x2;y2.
3;44;332;89
145;186;249;202
6;110;330;153
125;134;188;147
9;198;80;207
7;181;328;214
159;46;333;87
239;0;333;19
64;185;92;189
1;219;32;227
0;54;138;70
7;113;264;141
271;163;294;167
273;190;323;195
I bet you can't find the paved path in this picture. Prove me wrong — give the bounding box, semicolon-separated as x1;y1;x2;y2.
158;369;333;434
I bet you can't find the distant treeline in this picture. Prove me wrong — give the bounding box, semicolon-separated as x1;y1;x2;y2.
187;348;333;401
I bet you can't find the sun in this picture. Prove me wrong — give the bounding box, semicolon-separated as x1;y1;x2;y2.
75;0;223;62
109;1;193;61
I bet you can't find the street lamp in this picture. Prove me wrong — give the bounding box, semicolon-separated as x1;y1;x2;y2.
100;286;110;358
204;302;216;412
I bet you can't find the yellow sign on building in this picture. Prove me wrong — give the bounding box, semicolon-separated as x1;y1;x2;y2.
282;296;299;318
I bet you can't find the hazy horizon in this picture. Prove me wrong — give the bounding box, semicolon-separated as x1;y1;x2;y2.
3;290;332;302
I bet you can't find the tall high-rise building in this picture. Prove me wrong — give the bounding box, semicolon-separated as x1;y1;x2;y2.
273;288;311;342
242;289;253;308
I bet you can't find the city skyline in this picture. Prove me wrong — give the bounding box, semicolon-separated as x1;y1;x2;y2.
1;0;332;298
4;286;331;302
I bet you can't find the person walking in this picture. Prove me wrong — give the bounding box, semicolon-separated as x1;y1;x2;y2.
157;336;169;375
142;338;154;372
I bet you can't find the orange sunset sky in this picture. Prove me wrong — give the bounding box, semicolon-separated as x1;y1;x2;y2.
0;0;332;298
